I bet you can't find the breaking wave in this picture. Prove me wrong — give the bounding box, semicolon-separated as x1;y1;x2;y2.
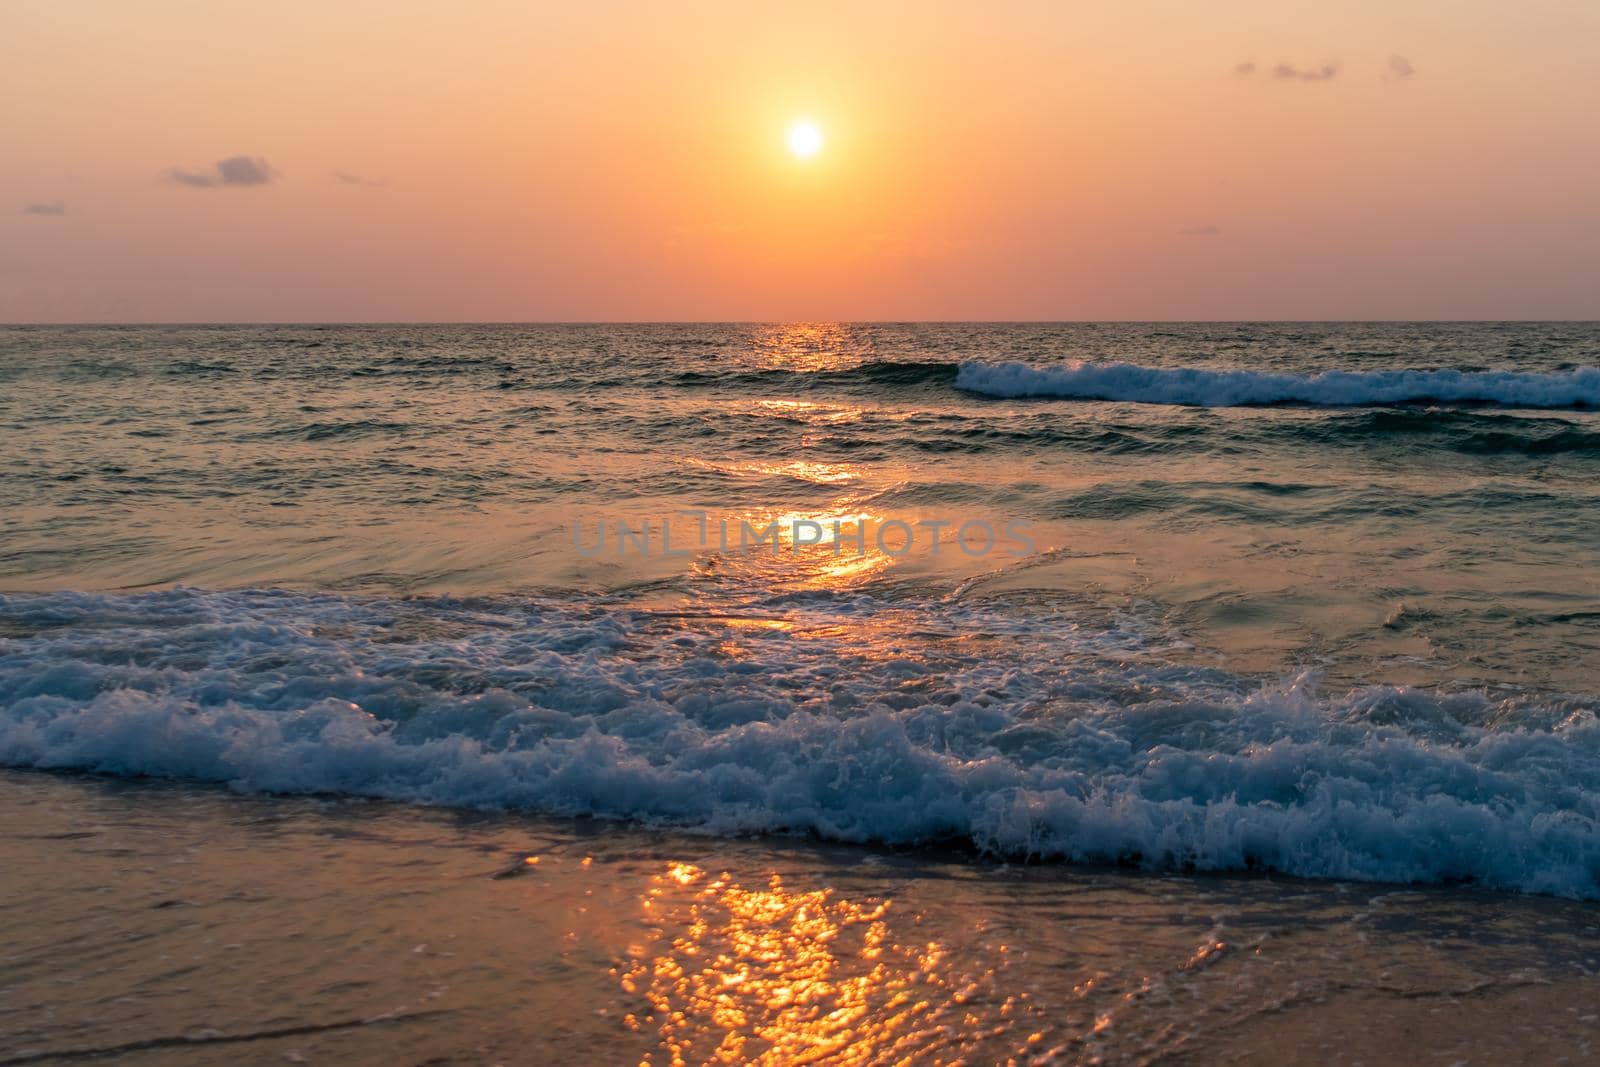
955;360;1600;409
3;588;1598;898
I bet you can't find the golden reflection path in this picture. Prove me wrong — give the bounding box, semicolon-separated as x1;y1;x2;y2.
752;323;865;372
618;863;1048;1066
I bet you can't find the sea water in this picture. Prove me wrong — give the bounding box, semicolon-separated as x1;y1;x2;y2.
2;322;1597;897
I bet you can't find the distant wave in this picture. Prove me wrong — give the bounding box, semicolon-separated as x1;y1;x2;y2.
675;360;960;389
1308;410;1600;457
251;418;415;442
956;360;1600;409
4;588;1599;899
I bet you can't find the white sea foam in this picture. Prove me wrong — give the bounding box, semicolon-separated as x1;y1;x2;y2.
2;588;1598;897
955;360;1600;408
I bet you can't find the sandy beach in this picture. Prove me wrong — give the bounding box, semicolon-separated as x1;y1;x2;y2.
3;769;1596;1065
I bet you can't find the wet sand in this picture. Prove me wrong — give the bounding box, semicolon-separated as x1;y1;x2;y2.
2;770;1595;1065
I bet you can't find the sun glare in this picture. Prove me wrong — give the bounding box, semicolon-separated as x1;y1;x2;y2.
787;119;823;158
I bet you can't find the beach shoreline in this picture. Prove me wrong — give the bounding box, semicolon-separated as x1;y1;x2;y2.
3;768;1595;1065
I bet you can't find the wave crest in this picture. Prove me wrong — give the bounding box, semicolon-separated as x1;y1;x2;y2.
3;588;1599;898
955;360;1600;409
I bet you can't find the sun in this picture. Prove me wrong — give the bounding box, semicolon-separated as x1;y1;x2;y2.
787;119;823;158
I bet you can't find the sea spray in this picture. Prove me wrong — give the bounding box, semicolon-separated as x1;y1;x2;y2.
2;587;1597;898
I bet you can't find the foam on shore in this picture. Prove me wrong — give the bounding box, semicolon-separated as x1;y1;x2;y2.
2;587;1597;897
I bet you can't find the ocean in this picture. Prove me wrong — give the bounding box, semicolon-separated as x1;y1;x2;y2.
1;322;1598;899
4;322;1600;1062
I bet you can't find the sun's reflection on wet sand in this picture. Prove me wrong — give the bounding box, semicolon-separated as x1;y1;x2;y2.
617;863;1042;1065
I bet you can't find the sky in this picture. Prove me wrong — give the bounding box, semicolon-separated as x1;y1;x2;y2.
3;0;1598;322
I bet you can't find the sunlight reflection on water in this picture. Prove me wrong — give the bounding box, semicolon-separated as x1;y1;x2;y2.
617;862;1049;1065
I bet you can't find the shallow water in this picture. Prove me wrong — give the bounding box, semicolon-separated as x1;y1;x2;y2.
4;771;1597;1066
1;323;1598;897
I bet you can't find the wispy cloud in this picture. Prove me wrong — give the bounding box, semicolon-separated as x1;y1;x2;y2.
1271;62;1339;82
333;171;387;188
1235;56;1411;82
22;201;66;216
166;155;277;188
1179;225;1220;236
1233;60;1339;82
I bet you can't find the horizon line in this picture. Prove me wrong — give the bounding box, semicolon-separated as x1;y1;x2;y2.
5;318;1600;328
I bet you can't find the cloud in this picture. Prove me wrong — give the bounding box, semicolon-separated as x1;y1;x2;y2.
333;171;387;188
22;202;66;216
1179;225;1220;236
1234;60;1339;81
166;155;277;188
1236;56;1411;82
1271;62;1339;82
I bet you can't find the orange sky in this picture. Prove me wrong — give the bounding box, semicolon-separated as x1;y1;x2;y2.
3;0;1598;321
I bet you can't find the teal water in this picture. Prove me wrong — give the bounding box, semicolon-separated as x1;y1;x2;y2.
1;323;1597;895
